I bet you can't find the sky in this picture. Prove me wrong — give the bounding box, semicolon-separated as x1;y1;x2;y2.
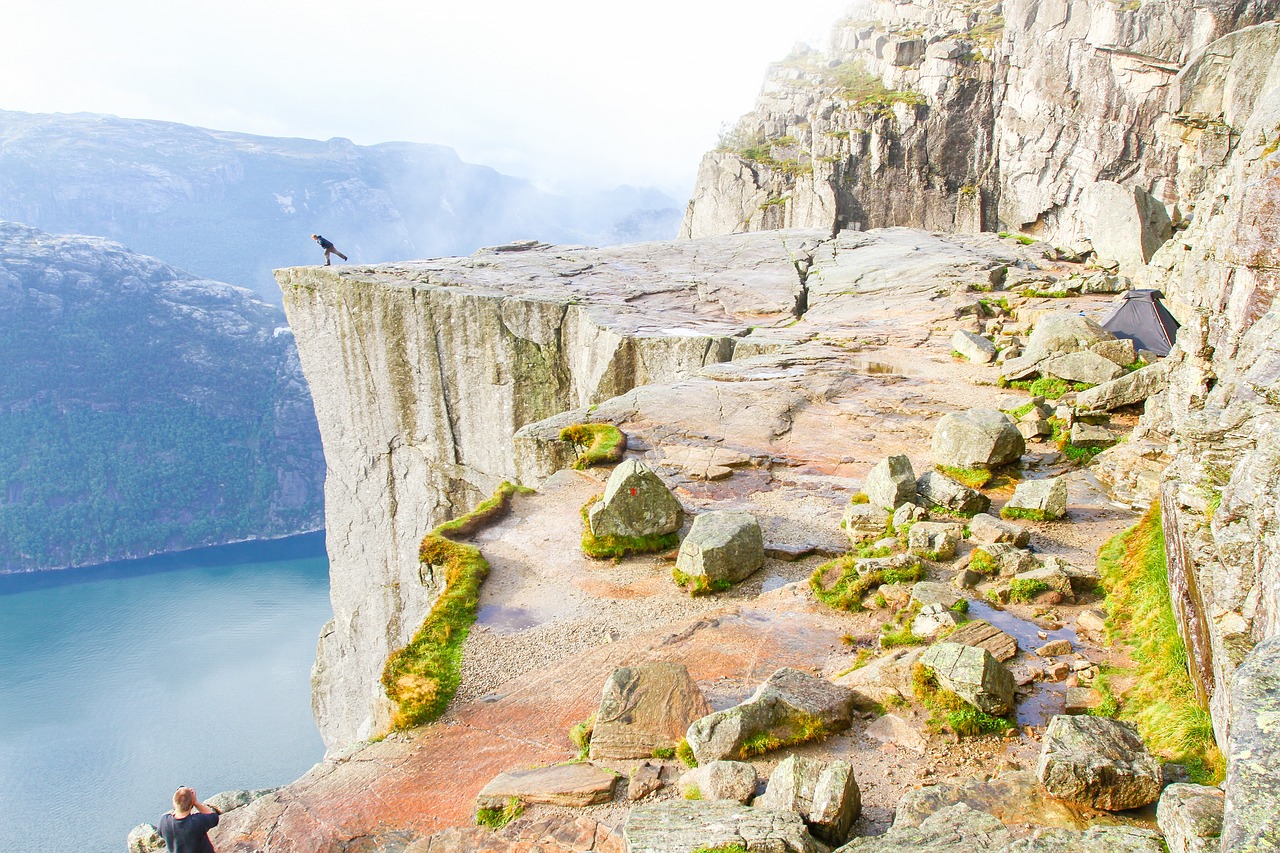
4;0;857;199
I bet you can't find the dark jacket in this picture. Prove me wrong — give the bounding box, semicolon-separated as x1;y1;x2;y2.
315;235;335;251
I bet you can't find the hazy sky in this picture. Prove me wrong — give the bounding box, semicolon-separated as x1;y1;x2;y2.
5;0;855;198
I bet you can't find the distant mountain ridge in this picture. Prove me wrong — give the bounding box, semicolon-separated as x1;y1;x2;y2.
0;110;683;302
0;220;323;571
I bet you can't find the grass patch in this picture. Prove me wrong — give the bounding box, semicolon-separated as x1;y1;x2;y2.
936;464;993;489
676;737;698;768
1008;578;1051;602
683;784;703;801
970;548;998;575
1001;506;1055;522
1007;401;1037;420
1007;376;1091;400
739;711;831;758
1097;501;1224;783
980;297;1012;314
434;481;535;540
559;423;625;470
382;482;530;731
651;746;675;760
912;663;1013;736
569;715;595;760
850;492;871;504
1046;417;1108;464
835;648;876;678
579;495;680;560
810;554;924;612
880;624;928;648
476;796;524;830
1023;288;1073;298
673;567;733;596
692;847;750;853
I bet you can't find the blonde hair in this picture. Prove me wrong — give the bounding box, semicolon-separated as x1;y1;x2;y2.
173;787;195;813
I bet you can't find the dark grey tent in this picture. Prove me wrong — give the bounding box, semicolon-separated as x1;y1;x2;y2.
1102;289;1180;357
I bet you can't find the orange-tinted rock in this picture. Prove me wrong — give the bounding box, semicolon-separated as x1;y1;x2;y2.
588;661;711;760
475;763;618;809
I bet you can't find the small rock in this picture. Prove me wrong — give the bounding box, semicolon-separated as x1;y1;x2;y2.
865;713;929;754
834;647;922;710
916;471;991;515
911;581;964;610
1063;687;1104;714
624;801;822;853
628;762;665;800
844;501;891;544
952;329;998;364
678;760;757;804
1070;422;1116;448
127;825;164;853
1040;351;1126;385
1090;337;1137;366
1035;639;1072;657
908;521;962;560
914;602;963;638
1076;608;1107;634
968;513;1031;547
590;662;712;760
946;620;1018;662
893;502;927;530
1045;661;1072;682
919;642;1015;716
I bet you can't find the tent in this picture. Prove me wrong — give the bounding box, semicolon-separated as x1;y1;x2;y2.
1101;289;1180;357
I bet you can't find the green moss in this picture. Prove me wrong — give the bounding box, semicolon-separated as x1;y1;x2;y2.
1098;502;1223;783
693;846;750;853
434;481;535;540
569;715;595;760
979;297;1012;314
912;662;1013;736
1008;578;1051;602
476;796;524;830
683;784;703;800
969;548;998;575
676;737;698;768
559;423;626;470
382;482;528;731
1007;401;1037;419
1008;376;1092;400
579;495;680;560
1001;506;1054;522
880;624;928;648
936;464;993;489
810;553;924;612
1123;359;1149;373
950;598;970;613
739;711;831;758
651;746;676;760
673;567;733;596
850;492;871;504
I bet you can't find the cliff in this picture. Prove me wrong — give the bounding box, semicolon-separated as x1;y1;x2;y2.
0;221;323;571
682;0;1278;275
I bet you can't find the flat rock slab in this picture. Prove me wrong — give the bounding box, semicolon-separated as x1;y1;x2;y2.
624;800;823;853
1036;715;1163;810
945;620;1018;662
406;815;624;853
969;513;1031;547
589;661;712;760
475;763;619;809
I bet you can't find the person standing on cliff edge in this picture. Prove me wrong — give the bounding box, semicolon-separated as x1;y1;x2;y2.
157;786;220;853
311;233;348;265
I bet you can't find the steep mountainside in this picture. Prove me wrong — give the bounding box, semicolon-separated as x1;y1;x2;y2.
0;221;323;571
0;110;682;303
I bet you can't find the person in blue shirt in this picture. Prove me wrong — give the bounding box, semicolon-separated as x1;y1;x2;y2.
157;786;220;853
311;234;348;265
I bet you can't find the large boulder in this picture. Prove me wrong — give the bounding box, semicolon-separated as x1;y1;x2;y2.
588;661;712;760
1075;363;1169;413
1223;636;1280;853
758;754;862;846
475;763;619;809
1158;783;1224;853
952;329;998;364
1036;715;1163;810
623;801;822;853
686;668;854;764
833;647;922;710
916;471;991;515
1039;351;1126;385
588;459;683;539
674;510;764;588
919;642;1015;716
907;521;962;560
1004;477;1068;520
1078;181;1172;270
932;408;1026;470
1023;313;1117;364
677;760;757;804
864;454;917;510
968;513;1031;547
843;501;891;544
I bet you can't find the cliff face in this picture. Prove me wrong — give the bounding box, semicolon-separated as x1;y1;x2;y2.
279;233;825;747
683;0;1278;272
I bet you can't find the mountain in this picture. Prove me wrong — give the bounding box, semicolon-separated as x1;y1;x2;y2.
0;110;683;303
0;221;323;571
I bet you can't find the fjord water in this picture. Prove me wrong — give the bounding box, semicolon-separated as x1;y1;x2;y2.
0;534;331;853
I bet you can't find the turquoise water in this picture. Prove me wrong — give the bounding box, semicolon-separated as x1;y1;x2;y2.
0;534;332;853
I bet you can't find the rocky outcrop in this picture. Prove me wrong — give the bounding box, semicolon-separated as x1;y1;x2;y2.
1036;715;1163;810
1222;636;1280;853
758;755;861;846
864;454;917;510
1158;783;1225;853
624;801;822;853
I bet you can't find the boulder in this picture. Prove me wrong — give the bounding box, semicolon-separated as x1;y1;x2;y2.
127;825;164;853
758;755;862;846
932;408;1026;470
1018;417;1052;440
588;459;683;538
972;542;1038;575
1040;351;1126;385
1036;715;1163;810
838;802;1012;853
475;763;619;809
589;662;712;760
1075;363;1169;413
1004;477;1068;520
686;668;854;764
865;454;917;510
913;602;963;638
999;353;1044;382
1024;312;1117;364
677;760;757;804
952;330;998;364
916;471;991;515
919;642;1015;716
1089;338;1137;366
911;581;964;610
1223;636;1280;853
968;513;1031;547
833;647;922;710
623;801;822;853
1014;566;1075;602
1039;555;1100;594
674;510;764;588
908;521;962;560
946;620;1018;662
1078;181;1172;270
1069;422;1115;448
843;501;890;544
628;762;665;800
1158;783;1224;853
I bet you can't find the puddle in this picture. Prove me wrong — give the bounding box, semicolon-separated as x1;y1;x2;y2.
847;358;913;376
1017;679;1070;727
967;600;1076;649
476;604;539;633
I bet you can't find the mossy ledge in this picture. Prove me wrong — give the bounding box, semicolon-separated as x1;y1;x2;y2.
382;481;533;731
559;422;626;470
672;567;732;596
579;495;680;560
810;553;924;612
935;463;993;489
1097;500;1223;783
